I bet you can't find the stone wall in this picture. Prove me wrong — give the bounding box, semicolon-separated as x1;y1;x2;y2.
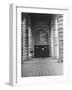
50;15;59;59
57;15;63;62
50;15;63;62
21;14;29;62
21;14;63;62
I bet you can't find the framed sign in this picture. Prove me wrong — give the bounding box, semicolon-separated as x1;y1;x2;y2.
34;30;48;44
9;4;70;86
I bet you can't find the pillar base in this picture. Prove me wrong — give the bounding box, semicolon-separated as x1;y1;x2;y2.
58;58;63;63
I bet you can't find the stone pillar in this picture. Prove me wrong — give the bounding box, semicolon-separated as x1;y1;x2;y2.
57;15;63;63
50;18;54;57
28;16;33;58
21;14;29;63
50;15;59;59
53;17;59;59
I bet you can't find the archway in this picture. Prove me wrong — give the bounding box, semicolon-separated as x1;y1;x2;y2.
34;29;50;58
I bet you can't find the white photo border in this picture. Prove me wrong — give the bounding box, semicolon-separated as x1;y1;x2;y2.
9;4;70;86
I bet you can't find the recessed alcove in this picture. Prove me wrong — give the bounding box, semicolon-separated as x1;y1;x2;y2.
21;13;63;60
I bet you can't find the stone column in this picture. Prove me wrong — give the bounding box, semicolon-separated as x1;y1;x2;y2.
28;16;33;58
57;15;63;63
50;18;54;57
21;14;29;63
50;15;59;59
53;16;59;59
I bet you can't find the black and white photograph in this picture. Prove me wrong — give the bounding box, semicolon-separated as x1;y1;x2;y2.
9;4;70;86
21;12;63;77
0;0;71;88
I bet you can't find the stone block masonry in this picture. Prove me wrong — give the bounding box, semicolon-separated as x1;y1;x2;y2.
21;13;63;63
57;15;63;62
21;14;29;62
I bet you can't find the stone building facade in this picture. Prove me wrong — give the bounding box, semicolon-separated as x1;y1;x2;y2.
21;13;63;63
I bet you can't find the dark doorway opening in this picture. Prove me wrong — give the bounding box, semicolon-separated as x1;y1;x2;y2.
34;45;50;58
